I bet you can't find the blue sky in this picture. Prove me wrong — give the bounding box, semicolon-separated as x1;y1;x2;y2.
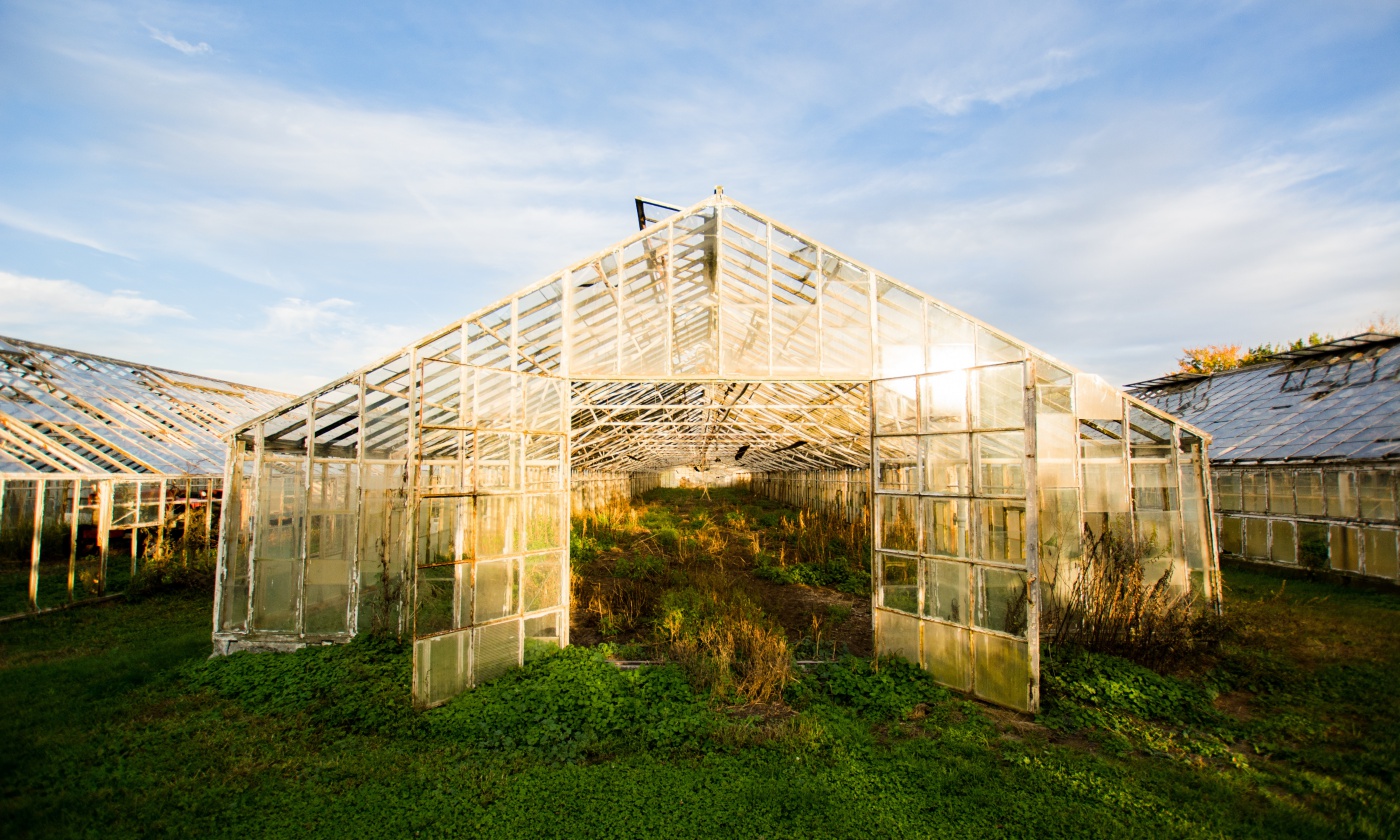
1;0;1397;393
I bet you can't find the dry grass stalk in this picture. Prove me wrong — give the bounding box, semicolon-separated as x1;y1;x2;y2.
1043;528;1220;670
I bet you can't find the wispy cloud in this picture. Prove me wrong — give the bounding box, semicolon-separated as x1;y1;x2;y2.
0;203;138;260
0;270;188;325
144;24;210;56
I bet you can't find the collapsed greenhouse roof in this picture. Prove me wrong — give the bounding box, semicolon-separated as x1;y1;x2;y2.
1128;333;1400;464
0;335;290;476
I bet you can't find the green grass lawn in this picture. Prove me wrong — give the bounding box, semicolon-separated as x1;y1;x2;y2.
1;536;1397;837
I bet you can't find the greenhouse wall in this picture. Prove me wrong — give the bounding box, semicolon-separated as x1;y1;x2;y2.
1214;462;1398;581
1;475;221;620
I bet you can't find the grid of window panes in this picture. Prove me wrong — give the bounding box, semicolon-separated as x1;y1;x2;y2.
871;335;1036;711
0;475;222;620
1213;465;1399;581
410;361;569;708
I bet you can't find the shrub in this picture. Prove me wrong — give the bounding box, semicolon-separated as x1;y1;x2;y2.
1042;528;1226;670
657;586;793;704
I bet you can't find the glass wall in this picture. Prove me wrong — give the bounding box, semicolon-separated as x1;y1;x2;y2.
1213;464;1398;582
0;474;223;619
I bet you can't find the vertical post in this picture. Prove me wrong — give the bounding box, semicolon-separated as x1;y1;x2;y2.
97;480;110;594
246;423;265;632
1023;358;1041;713
212;438;238;638
29;478;43;611
159;478;170;565
765;219;775;377
67;480;79;603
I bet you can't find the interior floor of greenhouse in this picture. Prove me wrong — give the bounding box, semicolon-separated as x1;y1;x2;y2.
567;485;875;660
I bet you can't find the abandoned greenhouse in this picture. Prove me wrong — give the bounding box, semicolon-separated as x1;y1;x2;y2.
213;192;1220;713
1130;333;1400;583
0;335;289;619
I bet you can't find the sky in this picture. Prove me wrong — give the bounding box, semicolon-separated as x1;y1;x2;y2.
1;0;1397;395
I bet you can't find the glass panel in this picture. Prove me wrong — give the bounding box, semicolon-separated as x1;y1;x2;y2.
819;255;872;377
476;496;519;559
35;482;74;610
525;493;563;551
1268;471;1294;516
0;480;37;616
305;462;357;635
922;558;968;624
978;500;1026;564
1219;516;1243;554
1329;525;1359;572
976;328;1024;365
976;432;1025;496
973;633;1030;711
1364;529;1398;579
919;370;968;432
876;436;918;492
878;495;918;553
922;497;970;558
972;364;1024;430
415;630;468;707
1270;520;1296;565
474;558;518;623
1244;518;1268;561
417;497;470;566
1325;471;1357;519
1359;472;1396;520
876;279;925;378
921;434;970;495
1242;472;1267;513
876;608;920;662
926;305;975;372
880;553;919;614
874;377;917;435
1215;472;1242;511
1294;471;1324;517
922;620;971;691
770;226;820;376
976;566;1028;637
252;459;305;632
523;551;562;612
622;232;673;376
473;620;521;685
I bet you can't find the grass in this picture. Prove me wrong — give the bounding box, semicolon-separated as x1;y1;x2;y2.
1;490;1397;838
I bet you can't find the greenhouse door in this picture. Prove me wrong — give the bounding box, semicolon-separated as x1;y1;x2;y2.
870;366;1040;712
410;359;569;708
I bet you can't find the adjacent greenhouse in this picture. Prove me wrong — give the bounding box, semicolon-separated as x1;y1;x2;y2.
0;336;288;619
1131;333;1400;583
214;192;1219;712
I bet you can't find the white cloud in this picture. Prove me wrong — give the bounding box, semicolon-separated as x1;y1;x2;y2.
144;25;210;56
0;270;187;325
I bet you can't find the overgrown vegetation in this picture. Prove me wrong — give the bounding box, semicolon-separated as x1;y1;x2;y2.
2;490;1397;838
1043;528;1225;670
571;486;871;668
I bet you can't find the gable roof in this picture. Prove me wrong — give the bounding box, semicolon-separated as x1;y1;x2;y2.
230;193;1201;473
0;335;290;476
1128;333;1400;464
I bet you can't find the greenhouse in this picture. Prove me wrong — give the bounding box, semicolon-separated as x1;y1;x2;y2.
0;336;288;619
214;192;1219;713
1130;333;1400;583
